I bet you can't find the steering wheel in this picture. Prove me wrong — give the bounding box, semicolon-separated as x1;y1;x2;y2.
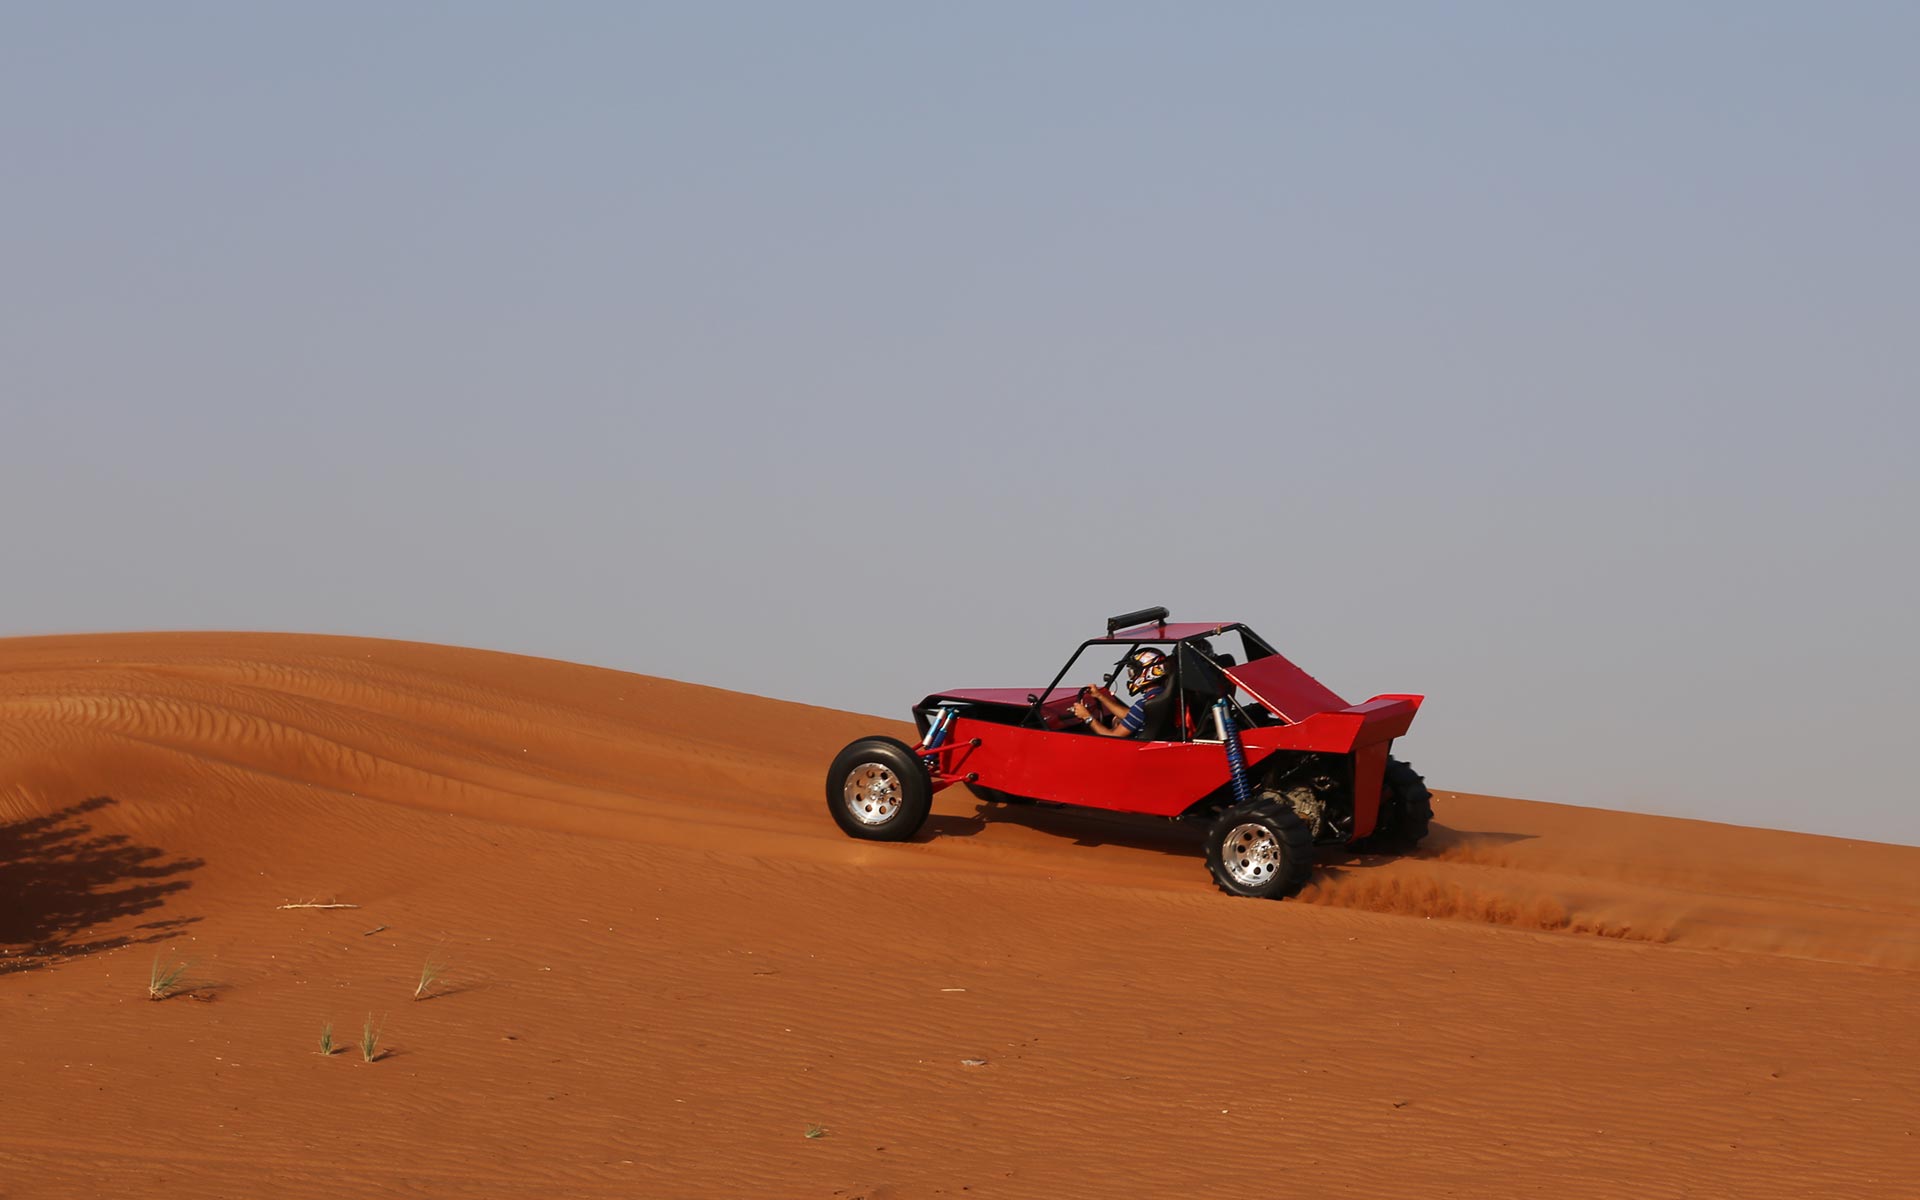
1068;683;1112;727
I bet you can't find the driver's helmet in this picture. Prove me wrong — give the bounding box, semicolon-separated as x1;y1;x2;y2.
1123;648;1169;696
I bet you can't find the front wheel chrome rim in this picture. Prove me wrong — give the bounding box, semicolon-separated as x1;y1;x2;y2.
1222;822;1283;888
843;763;902;826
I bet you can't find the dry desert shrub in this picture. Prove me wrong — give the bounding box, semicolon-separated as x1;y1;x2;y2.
147;954;192;1000
414;945;449;1000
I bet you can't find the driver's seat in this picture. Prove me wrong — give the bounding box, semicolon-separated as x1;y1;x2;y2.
1132;675;1177;741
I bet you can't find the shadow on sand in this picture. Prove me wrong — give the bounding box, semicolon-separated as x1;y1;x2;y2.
921;795;1205;863
0;796;202;975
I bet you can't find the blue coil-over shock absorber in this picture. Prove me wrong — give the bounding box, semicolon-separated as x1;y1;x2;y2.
1213;698;1254;807
920;706;955;769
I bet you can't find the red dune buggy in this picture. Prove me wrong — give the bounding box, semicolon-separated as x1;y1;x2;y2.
826;607;1431;899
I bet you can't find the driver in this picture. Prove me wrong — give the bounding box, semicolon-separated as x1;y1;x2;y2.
1070;648;1169;738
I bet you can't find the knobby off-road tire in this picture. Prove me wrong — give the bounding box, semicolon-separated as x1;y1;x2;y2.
826;736;934;842
1204;797;1316;900
1360;757;1434;853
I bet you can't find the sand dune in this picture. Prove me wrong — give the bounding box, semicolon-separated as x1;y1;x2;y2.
2;632;1915;1198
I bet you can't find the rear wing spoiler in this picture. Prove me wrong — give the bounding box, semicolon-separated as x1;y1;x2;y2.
1337;693;1424;743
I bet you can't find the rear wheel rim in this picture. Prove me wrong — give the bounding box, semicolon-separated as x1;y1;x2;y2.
843;763;902;826
1222;822;1283;888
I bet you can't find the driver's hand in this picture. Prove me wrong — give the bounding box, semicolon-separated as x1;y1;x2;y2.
1069;702;1089;720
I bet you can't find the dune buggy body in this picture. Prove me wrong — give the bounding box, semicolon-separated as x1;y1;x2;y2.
827;607;1433;899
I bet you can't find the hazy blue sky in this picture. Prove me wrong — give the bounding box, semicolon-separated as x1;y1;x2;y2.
5;4;1916;843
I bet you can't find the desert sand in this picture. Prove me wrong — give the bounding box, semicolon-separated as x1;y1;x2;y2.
2;632;1915;1198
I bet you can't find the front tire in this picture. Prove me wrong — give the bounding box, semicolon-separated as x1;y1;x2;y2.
1204;799;1315;899
827;736;933;842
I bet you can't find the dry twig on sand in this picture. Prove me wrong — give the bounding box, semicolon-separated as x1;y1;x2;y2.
275;900;361;910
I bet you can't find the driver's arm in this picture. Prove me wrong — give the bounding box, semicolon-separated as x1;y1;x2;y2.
1069;689;1137;737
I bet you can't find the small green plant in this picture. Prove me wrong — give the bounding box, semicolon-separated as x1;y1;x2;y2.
318;1021;336;1056
803;1125;827;1140
147;954;191;1000
414;945;449;1000
359;1014;384;1063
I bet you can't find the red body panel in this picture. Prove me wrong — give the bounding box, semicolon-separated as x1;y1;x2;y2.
946;715;1240;817
949;693;1423;835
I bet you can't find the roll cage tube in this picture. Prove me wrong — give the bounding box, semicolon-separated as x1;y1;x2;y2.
1025;641;1143;729
1025;628;1271;737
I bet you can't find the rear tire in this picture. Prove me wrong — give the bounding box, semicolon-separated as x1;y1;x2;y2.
1204;799;1315;899
826;736;933;842
1361;757;1433;853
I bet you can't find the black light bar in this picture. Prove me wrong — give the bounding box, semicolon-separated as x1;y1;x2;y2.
1106;606;1170;634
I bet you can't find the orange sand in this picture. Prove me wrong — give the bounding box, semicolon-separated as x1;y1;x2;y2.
2;632;1915;1197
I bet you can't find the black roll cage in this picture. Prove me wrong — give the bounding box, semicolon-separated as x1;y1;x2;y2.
1023;623;1281;738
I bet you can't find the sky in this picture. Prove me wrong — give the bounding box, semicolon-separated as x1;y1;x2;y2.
4;4;1916;844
